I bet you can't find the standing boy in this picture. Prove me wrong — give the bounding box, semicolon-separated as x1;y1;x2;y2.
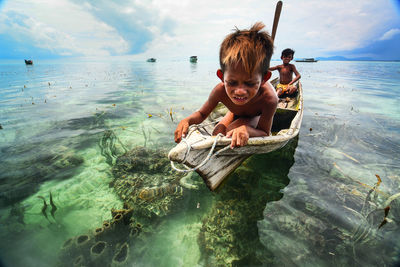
174;22;278;148
269;48;301;97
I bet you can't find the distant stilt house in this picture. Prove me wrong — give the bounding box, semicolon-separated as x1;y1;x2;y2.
190;56;198;63
25;59;33;65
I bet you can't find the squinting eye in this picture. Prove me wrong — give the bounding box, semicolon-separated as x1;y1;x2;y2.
245;82;256;87
227;81;237;86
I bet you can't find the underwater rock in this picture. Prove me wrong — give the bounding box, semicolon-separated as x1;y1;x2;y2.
110;147;189;219
93;227;107;242
197;140;297;266
75;234;93;259
90;241;111;267
112;213;127;233
199;198;268;266
112;147;171;176
57;204;139;267
111;242;129;267
111;204;133;225
92;220;116;244
72;255;86;267
128;223;142;238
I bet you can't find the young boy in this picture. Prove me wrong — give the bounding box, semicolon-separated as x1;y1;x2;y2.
269;48;301;97
174;22;278;148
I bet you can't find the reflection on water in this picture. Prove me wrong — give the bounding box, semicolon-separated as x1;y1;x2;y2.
190;61;198;73
0;60;400;266
259;110;400;266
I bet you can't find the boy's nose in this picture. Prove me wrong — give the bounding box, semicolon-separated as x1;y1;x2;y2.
235;86;247;95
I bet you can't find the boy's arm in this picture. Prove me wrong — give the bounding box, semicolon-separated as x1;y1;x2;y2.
254;96;278;136
226;95;278;147
268;65;279;71
174;83;222;143
288;65;301;86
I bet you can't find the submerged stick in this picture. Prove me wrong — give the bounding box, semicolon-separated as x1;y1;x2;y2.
37;196;50;222
49;192;57;219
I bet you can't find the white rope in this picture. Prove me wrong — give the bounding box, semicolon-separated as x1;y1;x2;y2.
177;121;221;165
170;132;231;173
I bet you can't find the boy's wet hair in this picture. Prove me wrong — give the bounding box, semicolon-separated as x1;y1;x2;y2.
219;22;274;76
281;48;295;58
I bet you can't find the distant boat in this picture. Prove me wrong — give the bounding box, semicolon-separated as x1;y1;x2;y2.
24;59;33;65
190;56;198;63
295;58;318;62
146;58;156;62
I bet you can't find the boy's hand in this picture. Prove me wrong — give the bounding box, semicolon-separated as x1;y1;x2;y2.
226;125;249;148
174;120;189;143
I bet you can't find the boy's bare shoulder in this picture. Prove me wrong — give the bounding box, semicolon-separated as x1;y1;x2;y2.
210;82;226;96
212;82;225;91
260;82;278;104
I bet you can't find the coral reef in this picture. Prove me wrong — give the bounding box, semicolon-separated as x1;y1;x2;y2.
57;203;137;267
58;139;196;266
110;146;188;219
198;138;297;266
110;242;129;267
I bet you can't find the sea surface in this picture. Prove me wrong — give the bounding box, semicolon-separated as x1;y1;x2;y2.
0;59;399;267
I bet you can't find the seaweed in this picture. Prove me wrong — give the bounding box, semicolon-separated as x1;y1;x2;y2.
99;130;128;165
37;196;50;222
49;192;57;219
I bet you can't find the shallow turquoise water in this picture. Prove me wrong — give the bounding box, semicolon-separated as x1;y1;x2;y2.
0;59;399;266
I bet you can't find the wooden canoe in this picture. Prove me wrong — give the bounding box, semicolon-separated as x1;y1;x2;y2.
168;78;303;191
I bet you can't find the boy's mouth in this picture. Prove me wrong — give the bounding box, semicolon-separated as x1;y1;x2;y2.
233;96;247;103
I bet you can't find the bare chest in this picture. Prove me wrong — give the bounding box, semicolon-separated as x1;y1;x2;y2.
279;66;293;76
222;96;265;117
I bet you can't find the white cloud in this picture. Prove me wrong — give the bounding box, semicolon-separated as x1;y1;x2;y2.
139;0;400;59
0;0;130;56
0;0;399;59
379;28;400;40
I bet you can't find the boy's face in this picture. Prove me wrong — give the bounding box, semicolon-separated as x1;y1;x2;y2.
219;63;267;106
281;54;293;64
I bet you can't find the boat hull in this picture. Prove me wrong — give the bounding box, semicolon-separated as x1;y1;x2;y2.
168;78;303;191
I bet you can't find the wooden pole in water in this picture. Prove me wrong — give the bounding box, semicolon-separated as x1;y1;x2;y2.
271;1;283;42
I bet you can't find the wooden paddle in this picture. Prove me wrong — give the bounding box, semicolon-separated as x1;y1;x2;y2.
271;1;283;41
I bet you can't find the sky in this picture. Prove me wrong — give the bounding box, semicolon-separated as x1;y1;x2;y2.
0;0;400;60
